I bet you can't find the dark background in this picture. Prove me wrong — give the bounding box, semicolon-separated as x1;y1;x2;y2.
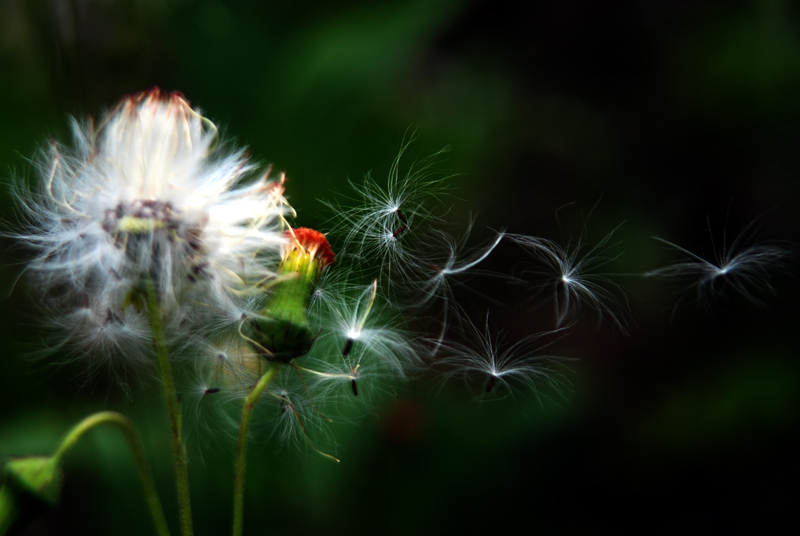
1;1;798;534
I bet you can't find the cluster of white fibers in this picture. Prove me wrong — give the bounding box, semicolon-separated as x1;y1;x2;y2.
434;312;574;402
644;218;795;311
179;242;423;452
14;89;291;373
326;141;507;355
508;225;629;333
324;137;453;283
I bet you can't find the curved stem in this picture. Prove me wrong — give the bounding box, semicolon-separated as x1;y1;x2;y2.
51;411;171;536
145;279;193;536
232;365;278;536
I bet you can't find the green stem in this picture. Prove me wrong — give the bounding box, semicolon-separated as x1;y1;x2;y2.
145;279;193;536
232;365;278;536
51;411;171;536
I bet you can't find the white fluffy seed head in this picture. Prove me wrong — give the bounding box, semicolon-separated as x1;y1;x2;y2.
15;89;292;365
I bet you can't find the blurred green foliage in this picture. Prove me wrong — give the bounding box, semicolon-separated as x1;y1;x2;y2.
1;0;798;534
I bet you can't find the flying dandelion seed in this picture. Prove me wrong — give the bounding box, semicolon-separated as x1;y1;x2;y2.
255;369;335;453
323;136;452;281
319;280;419;376
645;217;795;311
435;311;573;402
411;222;505;306
400;222;506;354
298;351;397;412
509;223;629;333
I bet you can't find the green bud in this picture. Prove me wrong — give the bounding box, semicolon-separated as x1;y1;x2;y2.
243;228;335;363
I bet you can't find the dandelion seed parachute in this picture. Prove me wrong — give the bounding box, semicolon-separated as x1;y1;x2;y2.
644;218;795;310
434;311;573;402
323;137;452;280
508;227;629;333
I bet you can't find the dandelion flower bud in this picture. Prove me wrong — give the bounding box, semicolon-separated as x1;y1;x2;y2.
241;228;335;362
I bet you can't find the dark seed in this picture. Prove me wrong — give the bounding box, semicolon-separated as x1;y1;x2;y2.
342;338;354;356
486;376;497;393
396;208;408;224
105;308;122;325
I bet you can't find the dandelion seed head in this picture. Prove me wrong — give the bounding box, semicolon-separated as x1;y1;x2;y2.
14;88;292;366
